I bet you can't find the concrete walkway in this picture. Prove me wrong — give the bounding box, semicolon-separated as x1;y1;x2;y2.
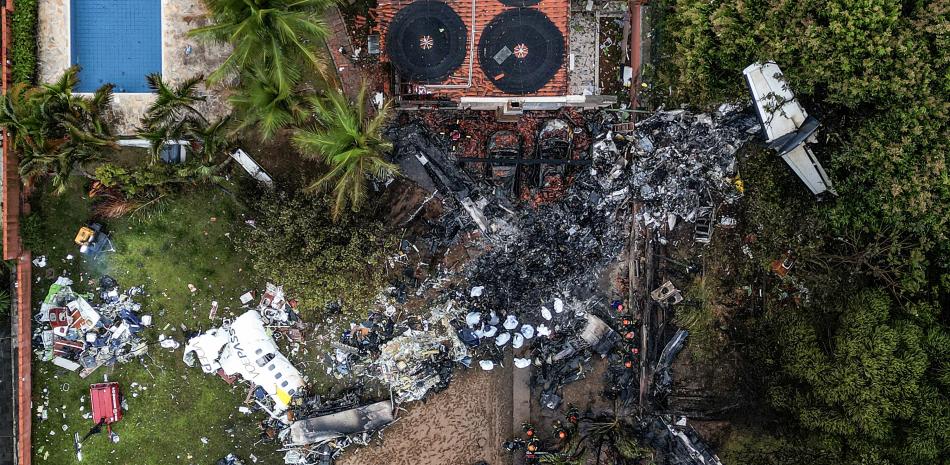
511;348;531;465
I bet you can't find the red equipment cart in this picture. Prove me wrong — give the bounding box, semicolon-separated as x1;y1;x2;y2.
89;382;122;432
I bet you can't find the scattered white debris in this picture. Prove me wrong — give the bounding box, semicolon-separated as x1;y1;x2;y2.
32;256;47;268
537;324;552;337
470;286;484;297
495;332;511;346
541;306;552;320
503;315;519;330
512;333;524;349
513;357;532;368
479;360;495;370
553;298;565;314
520;324;535;339
466;312;482;327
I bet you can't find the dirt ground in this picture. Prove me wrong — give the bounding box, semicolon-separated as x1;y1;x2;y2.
339;366;514;465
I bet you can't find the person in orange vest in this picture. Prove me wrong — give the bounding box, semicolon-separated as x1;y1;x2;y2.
522;421;536;438
566;405;580;425
526;438;541;453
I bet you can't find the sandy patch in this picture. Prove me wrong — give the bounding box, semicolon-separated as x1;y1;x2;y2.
339;367;514;465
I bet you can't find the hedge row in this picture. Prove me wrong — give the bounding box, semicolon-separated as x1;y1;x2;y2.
10;0;38;84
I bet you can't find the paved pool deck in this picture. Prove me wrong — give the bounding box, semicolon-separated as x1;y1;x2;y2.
38;0;232;135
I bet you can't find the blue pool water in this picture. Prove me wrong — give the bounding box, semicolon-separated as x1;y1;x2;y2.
71;0;162;93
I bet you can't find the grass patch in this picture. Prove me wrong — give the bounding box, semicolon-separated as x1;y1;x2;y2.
676;276;725;363
28;181;283;465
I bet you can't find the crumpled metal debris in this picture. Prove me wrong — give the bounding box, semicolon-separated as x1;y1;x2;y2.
653;329;689;399
642;415;723;465
34;276;150;378
370;309;468;403
280;390;391;465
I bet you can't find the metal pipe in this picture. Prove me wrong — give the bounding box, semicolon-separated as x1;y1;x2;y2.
426;0;476;89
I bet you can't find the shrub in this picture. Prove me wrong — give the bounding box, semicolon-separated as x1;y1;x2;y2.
235;189;393;312
20;211;44;252
10;0;38;84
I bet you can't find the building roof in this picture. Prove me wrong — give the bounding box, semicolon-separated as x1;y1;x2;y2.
377;0;570;99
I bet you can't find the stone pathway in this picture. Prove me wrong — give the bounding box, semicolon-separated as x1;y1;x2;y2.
323;6;364;99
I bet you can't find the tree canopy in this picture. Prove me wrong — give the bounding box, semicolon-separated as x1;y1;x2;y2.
651;2;950;464
235;189;393;311
0;66;116;193
765;290;949;464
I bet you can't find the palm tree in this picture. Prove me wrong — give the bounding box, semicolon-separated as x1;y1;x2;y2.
292;85;397;219
190;0;331;93
190;115;233;164
144;74;206;126
229;66;306;140
0;66;117;193
138;74;210;162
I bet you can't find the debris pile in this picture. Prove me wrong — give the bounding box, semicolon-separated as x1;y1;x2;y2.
272;388;398;464
643;415;723;465
284;399;394;464
378;108;756;411
183;284;306;416
35;276;150;378
625;109;753;226
370;311;467;402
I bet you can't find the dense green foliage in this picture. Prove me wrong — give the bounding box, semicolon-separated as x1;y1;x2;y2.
652;2;949;464
293;87;397;219
10;0;37;83
236;189;392;311
192;0;332;138
192;0;330;91
654;0;948;264
766;291;949;463
93;162;227;198
0;67;116;193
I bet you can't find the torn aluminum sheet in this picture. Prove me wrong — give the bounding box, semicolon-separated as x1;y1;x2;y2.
578;314;621;356
653;329;689;399
288;401;394;446
183;310;304;412
644;415;724;465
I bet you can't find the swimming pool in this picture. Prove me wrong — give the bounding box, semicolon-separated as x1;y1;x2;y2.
70;0;162;93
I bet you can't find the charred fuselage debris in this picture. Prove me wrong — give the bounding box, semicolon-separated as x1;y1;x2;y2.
289;108;757;465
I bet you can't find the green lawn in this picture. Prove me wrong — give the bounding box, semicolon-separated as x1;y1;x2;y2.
29;181;284;465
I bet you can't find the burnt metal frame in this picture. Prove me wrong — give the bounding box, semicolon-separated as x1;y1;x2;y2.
454;157;591;166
